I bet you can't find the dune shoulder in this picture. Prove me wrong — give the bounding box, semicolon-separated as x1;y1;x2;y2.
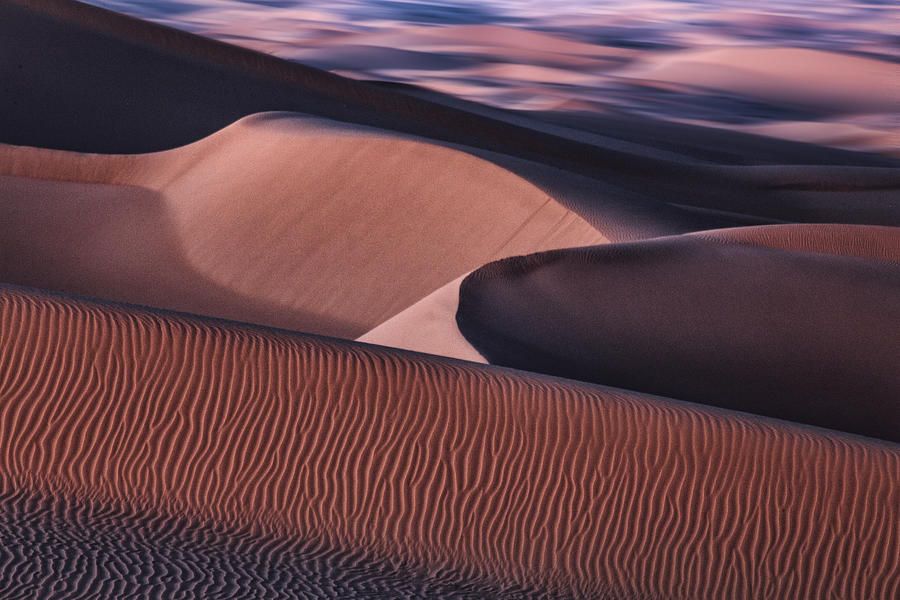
0;112;605;339
457;224;900;441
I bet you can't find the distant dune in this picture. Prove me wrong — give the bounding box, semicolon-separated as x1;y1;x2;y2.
614;47;898;114
72;0;900;156
2;0;898;227
1;285;897;598
457;224;900;441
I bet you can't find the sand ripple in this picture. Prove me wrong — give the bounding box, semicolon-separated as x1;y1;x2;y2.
1;285;897;598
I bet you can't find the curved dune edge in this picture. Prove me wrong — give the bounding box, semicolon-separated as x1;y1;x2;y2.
457;224;900;442
1;284;898;599
0;112;605;339
358;274;487;363
690;223;900;263
5;0;900;239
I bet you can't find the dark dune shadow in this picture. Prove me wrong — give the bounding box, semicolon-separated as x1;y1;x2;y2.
0;486;563;600
457;229;900;442
521;108;898;167
0;175;359;337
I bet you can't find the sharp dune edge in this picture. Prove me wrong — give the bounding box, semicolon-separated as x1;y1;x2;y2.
457;224;900;442
0;113;605;338
358;274;488;363
1;285;898;599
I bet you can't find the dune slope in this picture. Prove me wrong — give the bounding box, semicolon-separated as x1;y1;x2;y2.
0;113;605;339
3;0;899;235
0;284;898;599
457;224;900;441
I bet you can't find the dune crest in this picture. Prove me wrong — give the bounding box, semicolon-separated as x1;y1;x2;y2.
457;224;900;441
358;274;486;362
1;284;897;598
0;113;605;339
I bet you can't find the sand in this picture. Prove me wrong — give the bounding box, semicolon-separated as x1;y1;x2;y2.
358;274;486;362
1;284;897;599
3;0;898;230
2;0;899;597
0;113;604;339
457;224;900;442
69;1;900;157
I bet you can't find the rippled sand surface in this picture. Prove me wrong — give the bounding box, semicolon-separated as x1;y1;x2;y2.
1;1;898;597
1;285;898;598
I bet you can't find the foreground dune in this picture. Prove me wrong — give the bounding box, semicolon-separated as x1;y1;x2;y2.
0;284;897;598
457;224;900;441
0;113;604;339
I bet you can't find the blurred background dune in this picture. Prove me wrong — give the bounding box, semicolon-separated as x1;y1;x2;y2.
84;0;899;155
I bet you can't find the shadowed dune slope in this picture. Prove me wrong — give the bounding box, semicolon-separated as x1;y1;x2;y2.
0;113;605;339
690;223;900;263
0;487;567;600
3;0;899;234
457;224;900;441
1;284;898;599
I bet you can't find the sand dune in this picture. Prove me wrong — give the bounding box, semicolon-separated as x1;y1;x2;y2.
358;274;486;362
2;486;556;600
457;224;900;441
1;284;897;599
3;1;900;596
691;223;900;263
3;0;898;237
73;0;900;156
613;47;898;115
0;113;604;339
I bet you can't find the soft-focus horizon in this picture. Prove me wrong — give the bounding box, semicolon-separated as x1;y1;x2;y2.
83;0;899;155
85;0;899;54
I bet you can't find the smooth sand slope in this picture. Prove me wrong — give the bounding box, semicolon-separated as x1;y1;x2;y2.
457;224;900;442
3;0;899;236
358;274;486;362
0;113;604;339
1;284;898;599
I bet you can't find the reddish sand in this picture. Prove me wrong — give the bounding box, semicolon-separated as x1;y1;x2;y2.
1;1;899;596
1;284;897;599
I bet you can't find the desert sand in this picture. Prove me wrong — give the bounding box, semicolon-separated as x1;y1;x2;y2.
0;113;604;339
457;224;900;442
358;274;486;362
1;0;898;598
1;284;898;599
